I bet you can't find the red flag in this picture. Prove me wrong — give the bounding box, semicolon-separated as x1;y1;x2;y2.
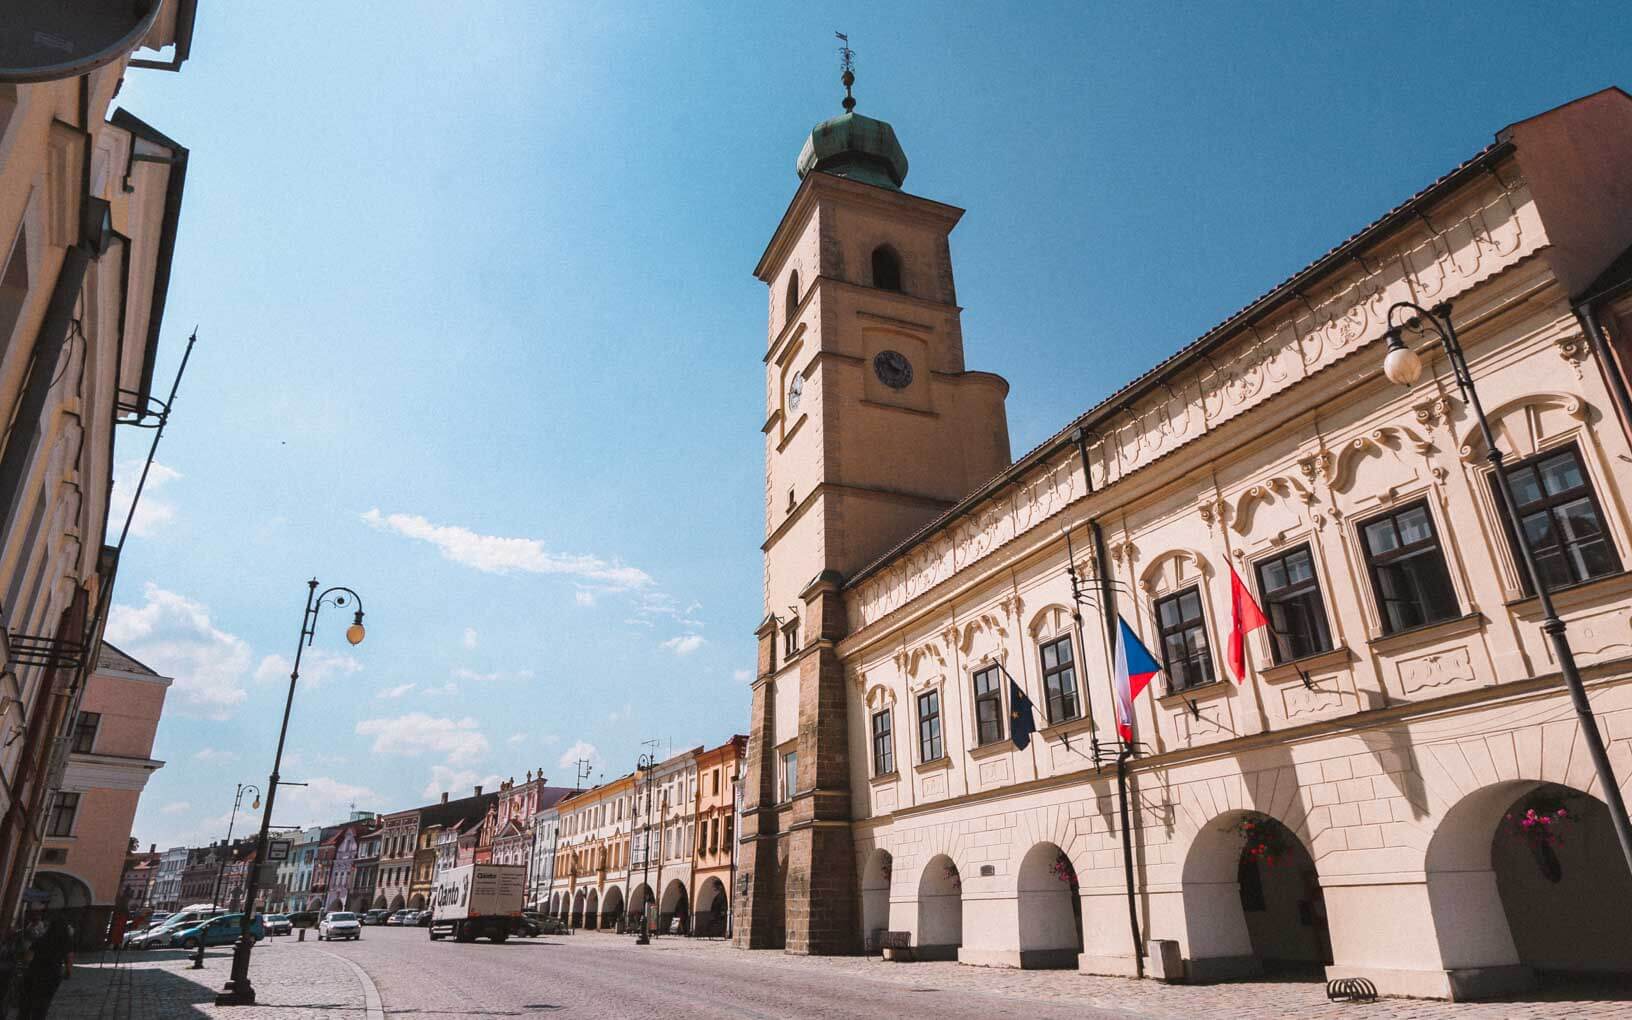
1228;564;1269;682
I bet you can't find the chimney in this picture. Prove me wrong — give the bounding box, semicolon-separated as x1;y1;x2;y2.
149;843;156;853
440;791;449;804
474;785;483;797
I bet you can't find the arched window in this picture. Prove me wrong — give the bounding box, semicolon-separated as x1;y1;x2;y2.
785;270;800;322
871;246;902;292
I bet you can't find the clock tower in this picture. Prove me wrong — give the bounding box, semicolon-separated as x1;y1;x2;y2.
735;73;1011;953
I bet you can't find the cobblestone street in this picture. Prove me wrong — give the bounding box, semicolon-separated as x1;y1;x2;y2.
45;928;1632;1018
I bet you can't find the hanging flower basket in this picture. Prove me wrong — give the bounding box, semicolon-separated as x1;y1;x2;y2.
1229;813;1294;867
1503;790;1576;851
1504;787;1581;883
1051;851;1076;885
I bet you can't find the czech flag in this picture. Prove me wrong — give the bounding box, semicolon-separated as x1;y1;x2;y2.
1113;616;1162;742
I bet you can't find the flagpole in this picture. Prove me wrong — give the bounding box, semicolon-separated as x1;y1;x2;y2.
1070;432;1145;979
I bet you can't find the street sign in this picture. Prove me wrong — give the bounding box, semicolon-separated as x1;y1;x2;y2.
256;863;280;886
266;839;293;862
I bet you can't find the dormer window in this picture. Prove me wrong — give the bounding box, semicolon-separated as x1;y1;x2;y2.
785;270;800;323
782;617;800;658
871;246;901;292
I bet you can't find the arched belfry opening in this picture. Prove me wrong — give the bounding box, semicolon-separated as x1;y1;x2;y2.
871;245;901;292
785;270;800;323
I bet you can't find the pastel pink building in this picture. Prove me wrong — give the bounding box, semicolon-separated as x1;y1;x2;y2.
36;645;169;945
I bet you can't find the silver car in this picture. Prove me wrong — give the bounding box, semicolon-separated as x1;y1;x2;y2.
317;911;361;941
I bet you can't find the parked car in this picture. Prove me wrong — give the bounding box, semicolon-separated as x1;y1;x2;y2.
318;912;362;941
149;911;172;926
361;909;389;926
264;914;292;936
386;910;411;926
532;915;569;935
126;908;226;949
286;910;320;929
415;909;432;927
175;913;264;950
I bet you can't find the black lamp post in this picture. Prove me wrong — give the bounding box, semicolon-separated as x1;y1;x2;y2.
210;784;260;910
634;753;654;945
217;579;365;1007
1381;300;1632;877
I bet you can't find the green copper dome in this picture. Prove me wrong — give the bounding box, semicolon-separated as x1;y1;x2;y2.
796;111;908;191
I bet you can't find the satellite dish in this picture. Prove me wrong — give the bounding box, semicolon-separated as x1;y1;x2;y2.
0;1;163;84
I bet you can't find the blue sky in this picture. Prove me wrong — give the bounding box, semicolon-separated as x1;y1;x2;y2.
113;2;1632;849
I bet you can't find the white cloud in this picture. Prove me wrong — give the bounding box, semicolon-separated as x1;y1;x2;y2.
355;713;489;764
557;740;600;771
275;776;379;829
423;681;460;696
661;634;706;656
574;590;596;607
105;583;252;718
192;747;238;763
451;667;534;684
733;668;753;682
507;732;526;746
377;682;416;700
162;801;191;815
462;627;478;649
109;460;183;539
361;509;653;590
422;765;502;801
607;703;633;725
254;649;362;689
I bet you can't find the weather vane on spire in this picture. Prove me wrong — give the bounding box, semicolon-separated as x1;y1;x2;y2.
836;32;855;112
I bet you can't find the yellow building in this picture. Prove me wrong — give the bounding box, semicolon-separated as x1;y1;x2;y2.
0;0;198;926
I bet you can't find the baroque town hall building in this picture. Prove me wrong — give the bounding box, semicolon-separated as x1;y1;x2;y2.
734;82;1632;999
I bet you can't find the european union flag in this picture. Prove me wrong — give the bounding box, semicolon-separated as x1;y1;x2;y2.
1010;679;1039;750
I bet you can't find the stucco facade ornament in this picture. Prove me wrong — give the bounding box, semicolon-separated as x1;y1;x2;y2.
1413;395;1458;432
1196;497;1228;532
1231;475;1314;535
849;177;1540;630
1553;332;1589;378
1457;392;1589;463
1326;425;1435;493
958;612;1009;654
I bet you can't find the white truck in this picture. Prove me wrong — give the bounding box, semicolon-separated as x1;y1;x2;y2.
428;864;526;943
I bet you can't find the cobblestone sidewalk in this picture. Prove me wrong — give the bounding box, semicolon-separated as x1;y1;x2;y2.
618;934;1632;1019
44;939;372;1020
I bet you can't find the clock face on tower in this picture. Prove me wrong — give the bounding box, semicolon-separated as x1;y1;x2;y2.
873;350;913;390
787;373;803;411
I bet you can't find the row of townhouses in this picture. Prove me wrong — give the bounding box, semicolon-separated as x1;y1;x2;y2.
125;734;750;941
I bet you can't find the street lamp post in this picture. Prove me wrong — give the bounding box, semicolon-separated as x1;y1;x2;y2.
217;579;365;1007
634;753;654;944
1381;300;1632;878
210;784;260;910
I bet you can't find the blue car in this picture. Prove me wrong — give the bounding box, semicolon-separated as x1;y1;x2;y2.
174;913;264;949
